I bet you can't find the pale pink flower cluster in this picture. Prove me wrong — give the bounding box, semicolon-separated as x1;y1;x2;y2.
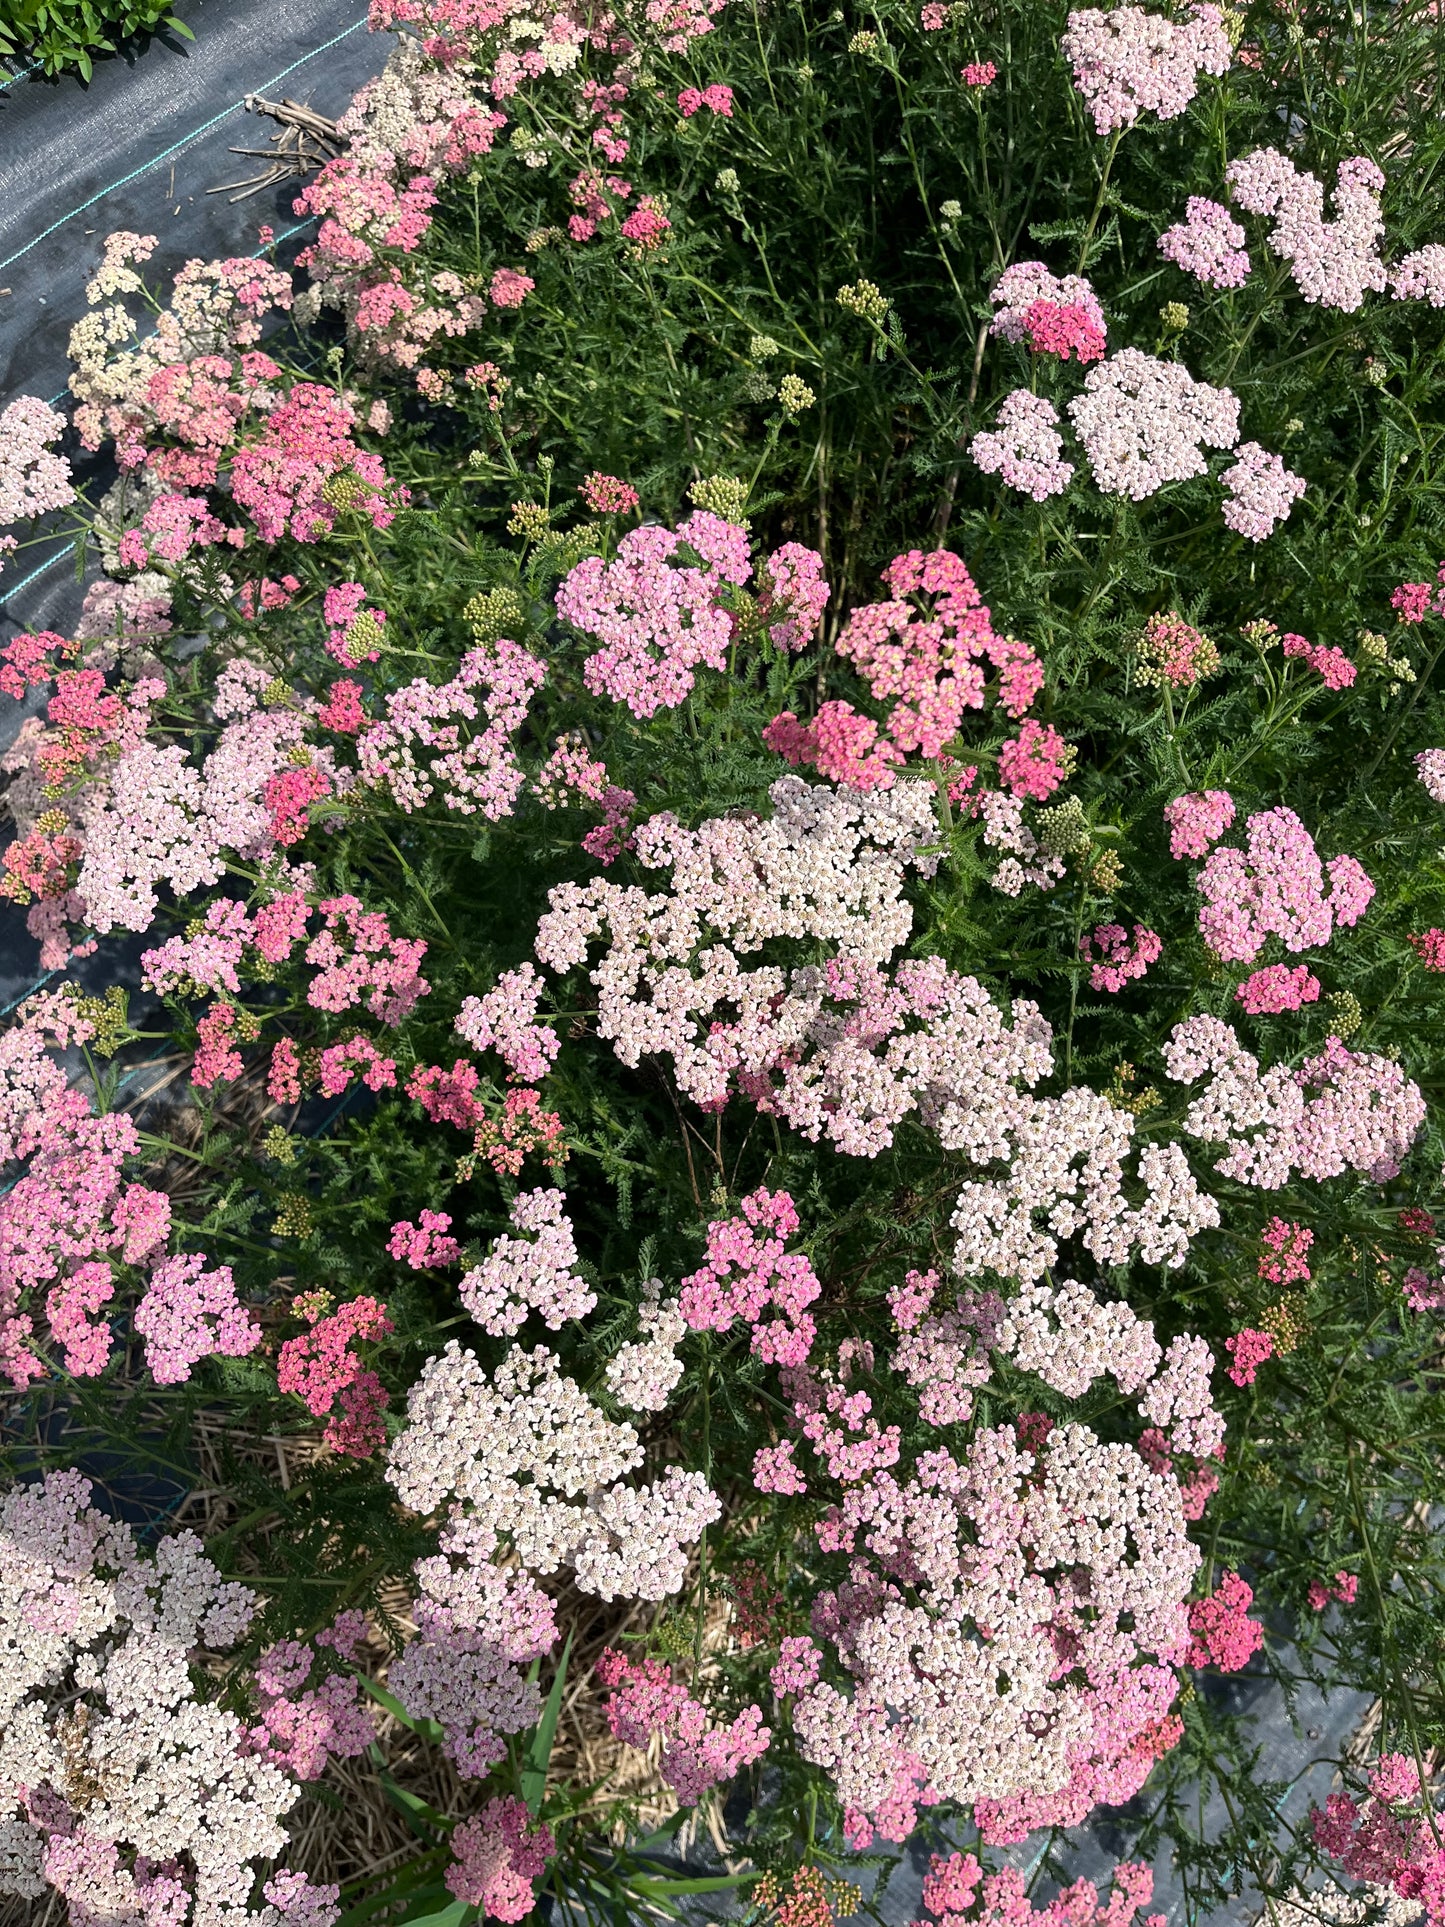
1067;348;1239;499
889;1268;1002;1427
530;729;610;808
1227;151;1387;312
1081;921;1162;992
0;395;77;529
358;637;546;817
950;1083;1218;1285
1164;1015;1426;1187
679;1187;821;1367
0;1470;334;1927
1220;441;1308;542
1194;806;1373;961
446;1797;555;1920
1159;196;1250;289
597;1647;770;1804
605;1277;688;1411
971;391;1076;502
974;788;1068;895
795;1414;1198;1847
1390;244;1445;307
1164;788;1235;859
387;1339;718;1601
1416;747;1445;804
555;512;747;717
1062;2;1230;136
455;962;558;1081
460;1188;597;1335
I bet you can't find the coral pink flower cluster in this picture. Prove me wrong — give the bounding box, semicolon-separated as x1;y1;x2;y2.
1164;788;1235;859
1194;806;1373;962
1236;964;1321;1015
1224;1327;1274;1387
1062;2;1230;135
1281;630;1357;690
989;263;1108;363
1311;1755;1445;1923
277;1294;395;1456
1185;1571;1264;1670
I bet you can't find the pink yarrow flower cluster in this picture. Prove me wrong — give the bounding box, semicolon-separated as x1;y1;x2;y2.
1258;1216;1312;1283
1195;806;1374;962
679;1187;821;1367
1281;629;1356;689
596;1648;770;1804
0;395;77;530
1067;348;1240;500
1236;964;1321;1014
1220;441;1308;541
1185;1571;1264;1670
1227;151;1387;312
915;1850;1167;1927
245;1617;374;1782
1082;922;1162;993
1159;196;1250;289
358;637;546;817
989;262;1106;361
1062;2;1231;136
1224;1327;1274;1387
135;1252;262;1384
1164;788;1235;859
447;1797;556;1921
277;1294;394;1456
971;390;1075;501
1311;1755;1445;1923
556;511;750;717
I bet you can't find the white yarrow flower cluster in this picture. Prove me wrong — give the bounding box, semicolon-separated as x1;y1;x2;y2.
605;1279;688;1412
460;1188;597;1335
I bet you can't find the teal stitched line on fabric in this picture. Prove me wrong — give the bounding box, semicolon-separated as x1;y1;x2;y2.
0;14;367;274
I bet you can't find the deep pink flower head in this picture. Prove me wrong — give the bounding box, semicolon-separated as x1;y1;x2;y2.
961;61;997;86
1164;789;1235;860
1081;922;1161;993
1186;1571;1264;1670
1235;964;1320;1014
1224;1328;1274;1387
997;717;1073;801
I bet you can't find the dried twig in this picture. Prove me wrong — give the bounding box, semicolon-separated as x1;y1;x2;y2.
207;95;343;203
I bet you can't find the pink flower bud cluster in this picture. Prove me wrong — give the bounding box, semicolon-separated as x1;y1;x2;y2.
1164;1015;1426;1187
1159;195;1251;289
455;962;558;1082
1081;922;1162;992
971;390;1076;501
1227;151;1387;312
679;1187;821;1367
914;1849;1166;1927
277;1294;394;1457
555;512;749;717
1062;2;1230;135
596;1648;771;1804
323;580;387;666
358;637;546;817
0;395;77;527
460;1187;598;1335
580;471;641;513
1;1469;332;1927
1194;805;1374;961
446;1797;556;1920
1163;788;1235;858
